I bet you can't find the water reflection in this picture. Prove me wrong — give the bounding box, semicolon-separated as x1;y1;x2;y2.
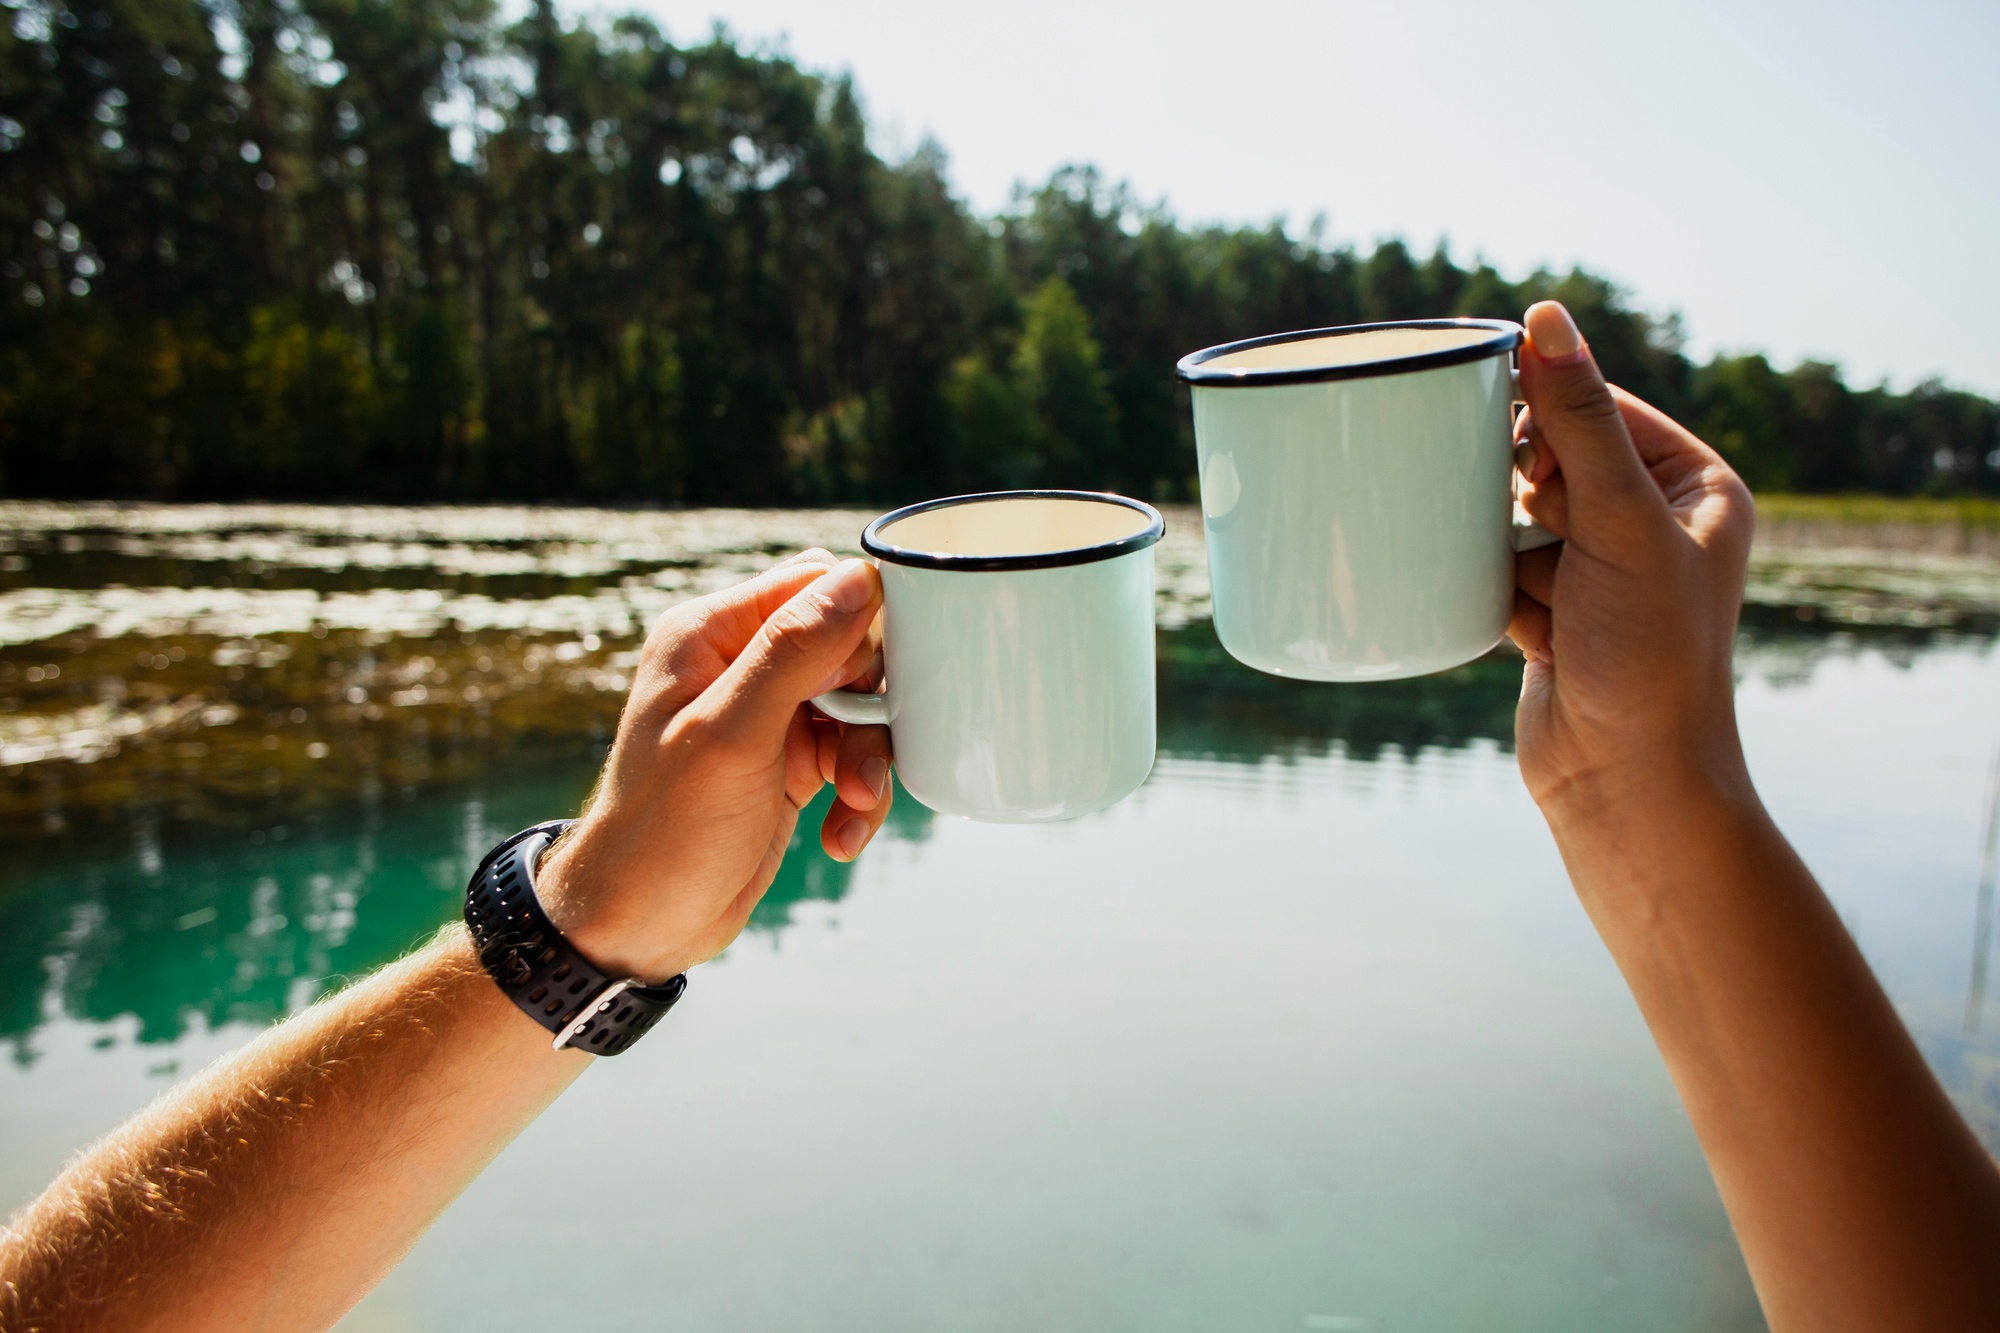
0;617;1535;1056
2;752;581;1056
1158;621;1522;762
0;760;938;1058
1158;609;2000;766
1968;748;2000;1035
7;612;1993;1058
1737;604;1999;684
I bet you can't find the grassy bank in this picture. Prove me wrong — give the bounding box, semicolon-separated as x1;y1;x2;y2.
1754;494;2000;528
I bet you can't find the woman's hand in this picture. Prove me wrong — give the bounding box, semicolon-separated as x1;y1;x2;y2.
1507;303;2000;1331
534;550;895;983
1507;301;1756;820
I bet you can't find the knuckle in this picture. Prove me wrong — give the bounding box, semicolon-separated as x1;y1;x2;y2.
633;626;706;697
1548;370;1621;425
637;630;682;680
640;599;708;666
638;617;681;664
758;598;829;662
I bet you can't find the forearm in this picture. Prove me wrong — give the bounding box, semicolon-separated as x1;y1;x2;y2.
1;556;885;1333
0;926;585;1333
1547;771;2000;1331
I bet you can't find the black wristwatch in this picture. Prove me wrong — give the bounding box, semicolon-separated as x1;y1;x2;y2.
463;821;686;1055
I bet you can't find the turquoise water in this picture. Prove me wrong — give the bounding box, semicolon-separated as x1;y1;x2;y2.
2;510;1998;1331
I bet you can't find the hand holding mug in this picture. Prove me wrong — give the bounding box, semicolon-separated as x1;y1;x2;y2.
1505;300;1755;818
534;552;895;984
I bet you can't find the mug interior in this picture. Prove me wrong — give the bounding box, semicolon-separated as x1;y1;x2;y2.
1199;325;1495;374
1176;318;1522;387
877;495;1152;559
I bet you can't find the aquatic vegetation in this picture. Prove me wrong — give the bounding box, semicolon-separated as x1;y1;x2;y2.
0;502;1219;639
0;624;631;841
1744;548;2000;628
0;502;1990;847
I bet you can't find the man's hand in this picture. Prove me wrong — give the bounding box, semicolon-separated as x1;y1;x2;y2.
537;550;896;983
0;552;904;1333
1506;300;1755;818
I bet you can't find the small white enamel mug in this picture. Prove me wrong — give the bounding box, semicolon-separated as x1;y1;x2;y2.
811;491;1163;823
1177;319;1555;683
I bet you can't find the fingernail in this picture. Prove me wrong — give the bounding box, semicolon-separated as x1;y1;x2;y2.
820;559;875;614
1526;301;1586;364
1514;439;1538;478
836;817;869;860
858;755;888;800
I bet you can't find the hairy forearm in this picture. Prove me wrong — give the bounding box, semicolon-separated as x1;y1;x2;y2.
1546;773;2000;1331
0;926;586;1333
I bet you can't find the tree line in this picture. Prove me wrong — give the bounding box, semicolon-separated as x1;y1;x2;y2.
2;0;1995;504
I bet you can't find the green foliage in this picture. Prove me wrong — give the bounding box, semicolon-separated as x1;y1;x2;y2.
1752;493;2000;529
936;277;1121;493
0;0;1992;501
1012;277;1117;488
1694;355;1796;492
236;305;380;487
940;353;1033;492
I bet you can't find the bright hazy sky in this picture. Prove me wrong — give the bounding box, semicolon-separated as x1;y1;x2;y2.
634;0;2000;395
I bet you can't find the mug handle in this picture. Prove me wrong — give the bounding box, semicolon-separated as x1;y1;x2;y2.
812;687;892;726
1510;366;1562;552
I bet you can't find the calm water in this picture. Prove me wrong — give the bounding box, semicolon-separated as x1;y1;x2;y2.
2;506;1998;1333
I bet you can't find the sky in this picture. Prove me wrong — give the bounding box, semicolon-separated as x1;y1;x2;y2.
631;0;2000;396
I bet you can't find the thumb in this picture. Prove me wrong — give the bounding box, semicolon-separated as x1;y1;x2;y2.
1519;301;1667;540
699;558;881;745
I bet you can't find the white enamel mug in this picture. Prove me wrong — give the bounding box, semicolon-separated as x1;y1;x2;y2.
1176;319;1555;682
810;491;1164;823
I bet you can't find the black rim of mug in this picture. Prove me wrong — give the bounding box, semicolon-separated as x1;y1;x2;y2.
1175;318;1525;388
860;490;1166;573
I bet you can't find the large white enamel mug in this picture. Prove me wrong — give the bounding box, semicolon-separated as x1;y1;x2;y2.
811;490;1163;823
1176;319;1555;682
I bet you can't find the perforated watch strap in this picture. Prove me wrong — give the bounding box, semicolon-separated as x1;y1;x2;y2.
463;820;686;1056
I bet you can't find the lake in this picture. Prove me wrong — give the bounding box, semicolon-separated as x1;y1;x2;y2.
1;503;1997;1333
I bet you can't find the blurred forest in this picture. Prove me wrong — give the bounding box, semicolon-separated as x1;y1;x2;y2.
2;0;1996;504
